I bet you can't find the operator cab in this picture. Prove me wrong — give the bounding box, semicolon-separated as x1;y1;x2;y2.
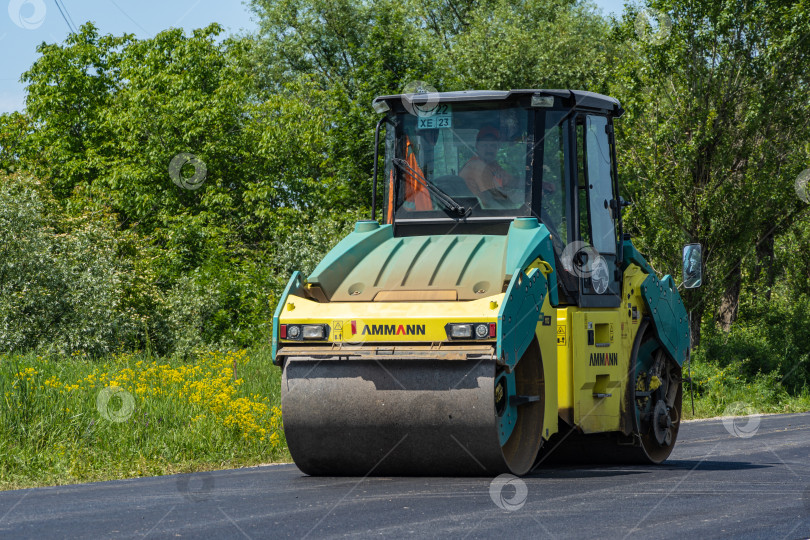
372;89;625;307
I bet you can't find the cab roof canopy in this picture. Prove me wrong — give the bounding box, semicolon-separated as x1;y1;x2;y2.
373;89;624;117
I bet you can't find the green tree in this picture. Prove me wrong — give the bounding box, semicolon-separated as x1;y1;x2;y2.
611;0;810;346
249;0;445;211
19;25;132;199
2;22;372;353
445;0;613;91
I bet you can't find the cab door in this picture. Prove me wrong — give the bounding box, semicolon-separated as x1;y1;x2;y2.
574;114;621;308
568;114;625;432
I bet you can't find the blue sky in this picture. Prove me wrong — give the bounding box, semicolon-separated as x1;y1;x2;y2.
0;0;627;114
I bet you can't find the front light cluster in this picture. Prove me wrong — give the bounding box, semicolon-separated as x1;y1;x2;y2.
445;322;496;340
280;323;330;341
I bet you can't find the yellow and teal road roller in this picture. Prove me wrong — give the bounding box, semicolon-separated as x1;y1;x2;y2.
272;90;700;476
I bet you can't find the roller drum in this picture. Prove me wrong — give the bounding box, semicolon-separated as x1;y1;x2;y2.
281;357;536;476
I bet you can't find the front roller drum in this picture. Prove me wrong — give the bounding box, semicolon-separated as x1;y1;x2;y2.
281;351;544;476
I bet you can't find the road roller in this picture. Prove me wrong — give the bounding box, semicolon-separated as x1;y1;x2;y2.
271;90;697;476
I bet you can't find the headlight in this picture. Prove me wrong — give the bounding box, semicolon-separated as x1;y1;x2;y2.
445;322;495;340
448;324;473;339
302;324;328;340
282;323;329;341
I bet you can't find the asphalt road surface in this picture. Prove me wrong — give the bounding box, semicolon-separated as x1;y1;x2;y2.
1;412;809;539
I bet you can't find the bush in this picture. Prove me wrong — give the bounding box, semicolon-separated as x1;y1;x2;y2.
697;293;810;394
0;174;141;356
685;292;810;418
163;259;270;357
0;173;367;357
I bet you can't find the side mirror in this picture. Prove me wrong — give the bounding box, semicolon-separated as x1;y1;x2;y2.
682;243;702;288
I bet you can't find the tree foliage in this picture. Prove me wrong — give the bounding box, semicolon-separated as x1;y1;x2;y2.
611;0;810;345
0;23;364;354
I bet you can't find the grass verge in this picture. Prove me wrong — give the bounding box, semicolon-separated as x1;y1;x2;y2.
1;347;289;491
683;354;810;419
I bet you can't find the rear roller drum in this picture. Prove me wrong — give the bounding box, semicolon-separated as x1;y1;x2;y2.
535;322;682;466
633;343;682;464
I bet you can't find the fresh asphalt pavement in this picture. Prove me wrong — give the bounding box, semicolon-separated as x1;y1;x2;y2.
1;412;809;539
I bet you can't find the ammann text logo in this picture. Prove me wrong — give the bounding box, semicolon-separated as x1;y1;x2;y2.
589;352;618;366
360;324;426;336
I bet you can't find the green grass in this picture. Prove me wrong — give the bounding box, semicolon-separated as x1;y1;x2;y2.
683;354;810;420
2;344;808;491
0;347;290;491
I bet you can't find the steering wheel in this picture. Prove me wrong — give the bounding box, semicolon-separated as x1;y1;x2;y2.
478;187;513;209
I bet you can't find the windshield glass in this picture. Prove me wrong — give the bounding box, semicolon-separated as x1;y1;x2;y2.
387;103;531;220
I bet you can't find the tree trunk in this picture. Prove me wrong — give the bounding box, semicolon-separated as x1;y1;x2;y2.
717;265;741;332
689;306;702;351
755;234;775;302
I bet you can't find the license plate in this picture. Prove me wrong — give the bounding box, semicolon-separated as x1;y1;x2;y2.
417;116;451;129
416;104;452;130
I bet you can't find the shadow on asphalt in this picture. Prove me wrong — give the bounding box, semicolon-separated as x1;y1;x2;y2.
527;467;648;479
658;459;770;472
282;459;768;482
528;459;769;479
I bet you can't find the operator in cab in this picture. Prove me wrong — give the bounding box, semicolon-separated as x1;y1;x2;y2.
459;126;519;203
460;126;556;210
